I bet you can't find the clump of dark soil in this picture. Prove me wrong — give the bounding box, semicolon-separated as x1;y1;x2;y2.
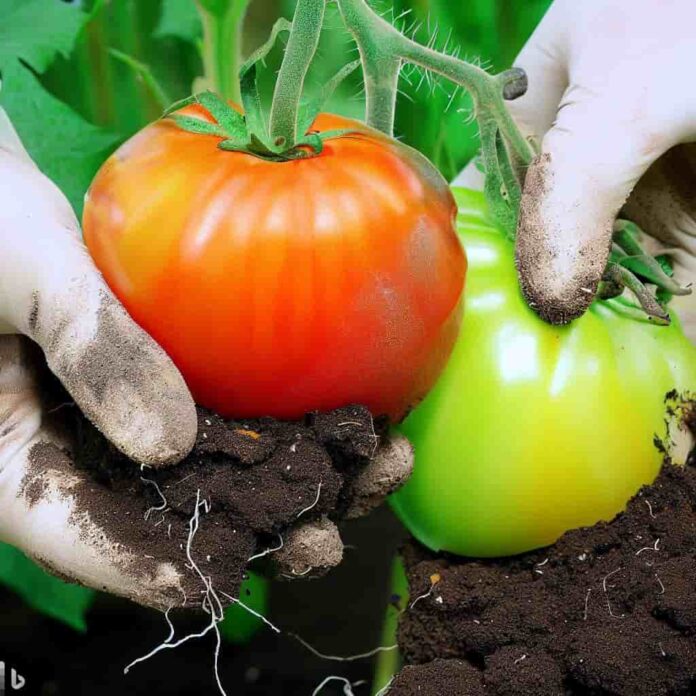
392;462;696;695
68;405;386;607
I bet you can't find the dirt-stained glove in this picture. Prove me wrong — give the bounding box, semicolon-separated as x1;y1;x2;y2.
455;0;696;339
0;106;200;607
0;108;413;610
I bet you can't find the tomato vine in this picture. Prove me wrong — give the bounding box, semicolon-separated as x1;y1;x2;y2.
175;0;690;325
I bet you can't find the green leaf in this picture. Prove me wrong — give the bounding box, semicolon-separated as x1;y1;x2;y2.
0;0;119;216
0;62;119;216
0;0;87;72
219;572;269;645
0;543;95;632
155;0;203;42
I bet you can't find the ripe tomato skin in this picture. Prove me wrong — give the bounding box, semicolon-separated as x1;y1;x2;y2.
390;188;696;557
83;109;465;421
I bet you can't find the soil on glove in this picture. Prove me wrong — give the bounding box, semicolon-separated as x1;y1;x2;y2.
392;461;696;696
60;405;385;606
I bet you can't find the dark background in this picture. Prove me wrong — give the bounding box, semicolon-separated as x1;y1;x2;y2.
0;507;405;696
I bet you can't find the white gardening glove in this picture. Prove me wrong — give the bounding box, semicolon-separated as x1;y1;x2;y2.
455;0;696;338
0;108;200;608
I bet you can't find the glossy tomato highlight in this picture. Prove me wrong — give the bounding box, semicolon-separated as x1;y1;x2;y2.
83;109;465;420
391;188;696;557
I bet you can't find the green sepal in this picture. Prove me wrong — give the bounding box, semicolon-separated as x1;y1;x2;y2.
655;255;679;306
605;263;670;325
165;15;353;163
239;18;293;73
170;113;227;137
162;94;199;117
317;128;360;142
620;255;690;297
248;132;276;155
613;220;691;298
598;220;694;323
237;18;293;151
297;60;361;136
293;132;324;155
239;62;270;149
196;91;246;139
218;138;248;153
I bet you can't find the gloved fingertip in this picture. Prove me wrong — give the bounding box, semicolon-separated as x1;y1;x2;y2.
344;432;414;519
40;287;197;468
515;152;613;325
274;517;343;579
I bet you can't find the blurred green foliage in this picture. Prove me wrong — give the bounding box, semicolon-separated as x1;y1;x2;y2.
0;0;551;632
35;0;552;189
0;543;95;631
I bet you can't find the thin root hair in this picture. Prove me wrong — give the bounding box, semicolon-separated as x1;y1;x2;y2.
248;533;284;563
141;477;168;521
312;675;361;696
124;490;229;696
291;633;397;662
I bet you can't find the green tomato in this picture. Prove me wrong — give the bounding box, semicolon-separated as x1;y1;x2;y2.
390;187;696;557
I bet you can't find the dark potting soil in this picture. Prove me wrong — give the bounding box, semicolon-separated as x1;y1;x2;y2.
391;461;696;696
68;405;386;606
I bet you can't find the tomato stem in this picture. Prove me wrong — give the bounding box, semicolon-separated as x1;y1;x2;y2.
197;0;250;103
268;0;326;146
334;0;532;233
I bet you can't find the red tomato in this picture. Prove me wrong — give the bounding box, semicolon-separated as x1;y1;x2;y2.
83;108;466;421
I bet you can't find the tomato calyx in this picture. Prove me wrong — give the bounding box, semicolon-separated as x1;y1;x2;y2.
597;220;692;324
163;18;359;162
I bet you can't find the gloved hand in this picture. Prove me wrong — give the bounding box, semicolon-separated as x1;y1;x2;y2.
0;109;413;609
455;0;696;339
0;107;200;607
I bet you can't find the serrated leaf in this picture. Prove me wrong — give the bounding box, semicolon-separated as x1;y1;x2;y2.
155;0;202;42
0;0;88;72
0;543;95;632
0;62;119;216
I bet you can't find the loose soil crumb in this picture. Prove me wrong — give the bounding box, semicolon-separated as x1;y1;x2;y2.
64;405;386;607
392;462;696;695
